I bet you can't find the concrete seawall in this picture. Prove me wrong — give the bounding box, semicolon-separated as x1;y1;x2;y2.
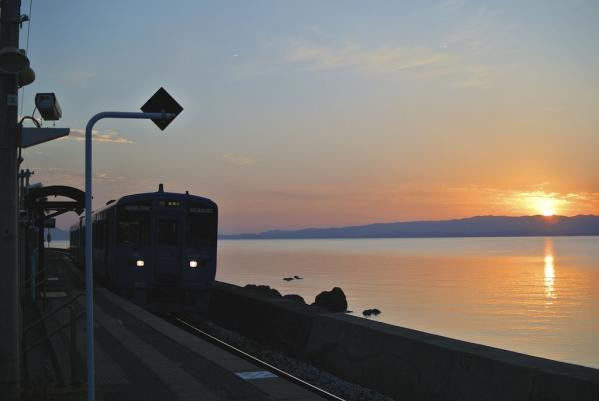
209;282;599;401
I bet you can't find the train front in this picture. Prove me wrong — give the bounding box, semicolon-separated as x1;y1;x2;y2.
116;192;218;312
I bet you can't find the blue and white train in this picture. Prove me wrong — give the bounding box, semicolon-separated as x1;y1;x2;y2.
70;185;217;312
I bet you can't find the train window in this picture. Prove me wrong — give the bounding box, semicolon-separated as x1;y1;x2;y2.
188;208;217;246
117;203;151;246
158;219;179;246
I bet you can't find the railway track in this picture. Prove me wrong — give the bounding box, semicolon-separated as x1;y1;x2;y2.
166;314;346;401
50;248;376;400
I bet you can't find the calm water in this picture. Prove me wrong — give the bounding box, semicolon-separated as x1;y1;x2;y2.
216;236;599;368
52;240;69;249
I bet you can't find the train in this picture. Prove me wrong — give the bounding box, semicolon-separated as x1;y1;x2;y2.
70;185;218;312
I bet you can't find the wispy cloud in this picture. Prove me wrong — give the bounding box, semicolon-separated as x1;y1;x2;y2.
29;167;128;184
220;182;599;233
439;0;469;10
453;64;490;88
260;183;599;217
29;167;166;202
223;152;258;165
479;188;598;216
286;44;451;73
62;69;96;87
93;172;127;182
65;128;133;144
283;43;490;87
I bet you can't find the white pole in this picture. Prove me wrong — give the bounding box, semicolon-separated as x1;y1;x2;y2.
85;111;174;401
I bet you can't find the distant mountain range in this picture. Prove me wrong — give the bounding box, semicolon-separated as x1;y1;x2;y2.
50;215;599;241
220;215;599;239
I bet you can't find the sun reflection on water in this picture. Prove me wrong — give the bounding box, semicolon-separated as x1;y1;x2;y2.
544;239;555;300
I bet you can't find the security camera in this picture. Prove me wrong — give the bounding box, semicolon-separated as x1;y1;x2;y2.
35;92;62;121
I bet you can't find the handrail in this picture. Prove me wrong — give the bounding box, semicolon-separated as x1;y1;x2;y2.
23;292;84;334
22;268;47;287
21;277;48;297
23;309;84;353
22;291;85;385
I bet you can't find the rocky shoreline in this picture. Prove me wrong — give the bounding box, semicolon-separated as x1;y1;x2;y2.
244;283;382;317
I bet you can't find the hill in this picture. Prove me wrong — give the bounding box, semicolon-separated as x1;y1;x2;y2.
220;215;599;239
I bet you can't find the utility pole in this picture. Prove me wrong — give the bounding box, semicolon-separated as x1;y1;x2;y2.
0;0;22;398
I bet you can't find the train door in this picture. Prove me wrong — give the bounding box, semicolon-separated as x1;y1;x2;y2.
154;211;183;286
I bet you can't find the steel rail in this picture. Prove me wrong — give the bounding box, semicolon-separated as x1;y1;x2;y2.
171;315;346;401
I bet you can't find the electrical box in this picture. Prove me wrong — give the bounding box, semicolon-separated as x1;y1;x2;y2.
35;92;62;121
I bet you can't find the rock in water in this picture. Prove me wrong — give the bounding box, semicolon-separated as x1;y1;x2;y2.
244;284;282;298
362;308;382;317
283;294;306;304
314;287;347;312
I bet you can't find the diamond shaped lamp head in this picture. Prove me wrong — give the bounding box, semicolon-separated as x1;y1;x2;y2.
141;87;183;130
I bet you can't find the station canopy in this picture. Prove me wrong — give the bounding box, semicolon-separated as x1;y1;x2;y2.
25;185;85;219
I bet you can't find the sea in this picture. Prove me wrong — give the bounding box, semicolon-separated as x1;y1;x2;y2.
217;236;599;369
52;236;599;368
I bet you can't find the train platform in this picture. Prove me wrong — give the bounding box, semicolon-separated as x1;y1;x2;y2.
39;249;328;401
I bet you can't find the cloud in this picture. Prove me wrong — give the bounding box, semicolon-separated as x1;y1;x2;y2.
223;152;258;165
62;69;96;86
93;172;127;182
283;43;490;87
220;181;599;233
453;64;490;88
286;44;451;74
439;0;469;10
260;183;599;218
484;188;599;216
28;167;126;184
65;128;133;144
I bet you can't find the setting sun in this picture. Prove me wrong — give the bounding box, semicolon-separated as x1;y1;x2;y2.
517;192;566;217
521;191;568;217
536;197;558;216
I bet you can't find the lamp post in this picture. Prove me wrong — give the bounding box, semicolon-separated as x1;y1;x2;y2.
84;110;176;401
0;1;33;397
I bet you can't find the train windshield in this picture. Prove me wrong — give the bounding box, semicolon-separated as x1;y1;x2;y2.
158;219;179;246
117;202;151;246
188;207;217;247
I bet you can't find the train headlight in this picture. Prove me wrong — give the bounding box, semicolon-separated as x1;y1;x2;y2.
189;260;198;268
136;260;145;267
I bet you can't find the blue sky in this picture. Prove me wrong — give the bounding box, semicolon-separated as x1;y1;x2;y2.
22;1;599;232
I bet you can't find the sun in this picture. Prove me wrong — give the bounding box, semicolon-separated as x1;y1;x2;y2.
535;196;558;217
517;191;571;217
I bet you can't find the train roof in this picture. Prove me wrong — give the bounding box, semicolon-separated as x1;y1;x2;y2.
117;191;216;206
70;189;217;229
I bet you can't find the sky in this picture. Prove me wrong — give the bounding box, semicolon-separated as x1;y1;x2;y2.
20;0;599;233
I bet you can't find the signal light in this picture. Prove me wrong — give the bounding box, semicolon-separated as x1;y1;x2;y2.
189;260;198;268
136;260;145;267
